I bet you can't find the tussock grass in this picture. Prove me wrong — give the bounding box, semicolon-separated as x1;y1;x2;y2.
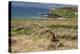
10;18;78;53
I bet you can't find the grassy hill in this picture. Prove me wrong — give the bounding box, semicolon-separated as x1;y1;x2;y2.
48;7;78;18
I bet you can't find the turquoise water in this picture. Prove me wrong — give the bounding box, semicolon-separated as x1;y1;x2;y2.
11;5;49;19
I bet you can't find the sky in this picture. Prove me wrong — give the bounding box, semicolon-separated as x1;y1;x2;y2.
11;1;77;9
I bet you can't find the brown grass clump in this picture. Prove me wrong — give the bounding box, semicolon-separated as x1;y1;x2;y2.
9;18;78;53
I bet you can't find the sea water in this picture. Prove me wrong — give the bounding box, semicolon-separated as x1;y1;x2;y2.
11;5;49;19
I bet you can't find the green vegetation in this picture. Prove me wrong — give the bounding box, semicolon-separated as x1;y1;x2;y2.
48;7;78;18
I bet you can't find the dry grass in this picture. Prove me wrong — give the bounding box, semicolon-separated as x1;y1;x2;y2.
9;18;78;53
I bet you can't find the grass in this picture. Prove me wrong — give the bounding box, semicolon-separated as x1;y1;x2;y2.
9;18;78;53
48;7;78;18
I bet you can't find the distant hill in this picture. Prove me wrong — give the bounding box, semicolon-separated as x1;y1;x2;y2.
48;7;78;18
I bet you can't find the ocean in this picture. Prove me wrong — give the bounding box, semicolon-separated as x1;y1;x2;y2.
11;6;49;19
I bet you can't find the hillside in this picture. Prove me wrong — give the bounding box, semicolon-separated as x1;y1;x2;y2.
48;7;78;18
